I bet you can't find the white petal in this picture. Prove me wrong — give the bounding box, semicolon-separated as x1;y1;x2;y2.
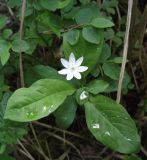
73;71;81;79
66;72;74;80
75;56;83;67
58;69;68;75
61;58;69;68
77;66;88;72
69;52;76;64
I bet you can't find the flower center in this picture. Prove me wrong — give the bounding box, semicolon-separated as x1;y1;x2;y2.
70;66;76;71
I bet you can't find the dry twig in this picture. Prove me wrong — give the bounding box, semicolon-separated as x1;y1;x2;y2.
19;0;26;87
116;0;133;103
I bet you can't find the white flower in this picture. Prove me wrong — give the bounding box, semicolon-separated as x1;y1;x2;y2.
58;52;88;80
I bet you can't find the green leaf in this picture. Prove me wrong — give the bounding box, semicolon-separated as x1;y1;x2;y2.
4;79;75;122
75;7;93;24
58;0;72;8
99;43;111;62
82;27;101;44
0;93;27;147
0;40;11;65
24;65;64;86
87;80;109;94
105;28;115;40
37;12;62;37
107;57;123;63
112;36;122;47
102;63;120;80
2;29;13;39
6;0;22;8
0;15;7;29
40;0;71;11
104;72;131;93
12;39;30;53
40;0;59;11
85;95;140;154
64;29;80;45
54;96;77;129
63;32;104;73
91;17;114;28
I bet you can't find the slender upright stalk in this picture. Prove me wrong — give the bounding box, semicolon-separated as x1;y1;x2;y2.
19;0;26;87
116;0;133;103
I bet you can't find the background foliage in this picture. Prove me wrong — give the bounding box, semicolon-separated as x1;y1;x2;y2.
0;0;147;159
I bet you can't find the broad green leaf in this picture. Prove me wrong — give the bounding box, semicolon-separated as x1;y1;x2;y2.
58;0;72;8
54;96;77;129
4;79;75;122
87;80;109;94
107;57;123;63
85;95;140;154
12;39;30;53
40;0;59;11
75;7;93;24
91;66;100;77
91;17;114;28
105;28;115;40
82;27;101;44
104;72;131;93
102;0;118;8
40;0;71;11
0;40;11;65
63;32;104;73
0;93;27;147
2;29;13;39
37;12;62;37
99;43;111;62
112;36;122;47
102;63;120;80
0;15;8;29
24;65;64;86
6;0;22;8
64;29;80;45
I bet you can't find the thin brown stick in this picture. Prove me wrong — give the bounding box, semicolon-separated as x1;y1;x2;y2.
116;0;133;103
19;0;26;87
45;132;85;160
141;146;147;157
17;140;35;160
130;63;140;93
33;121;85;139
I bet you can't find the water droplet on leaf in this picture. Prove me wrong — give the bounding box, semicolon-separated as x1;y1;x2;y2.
80;91;88;100
125;137;132;141
92;123;100;129
26;111;36;119
42;105;47;112
105;131;111;136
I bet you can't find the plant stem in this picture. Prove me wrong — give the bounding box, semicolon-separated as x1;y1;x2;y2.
19;0;26;87
116;0;133;103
